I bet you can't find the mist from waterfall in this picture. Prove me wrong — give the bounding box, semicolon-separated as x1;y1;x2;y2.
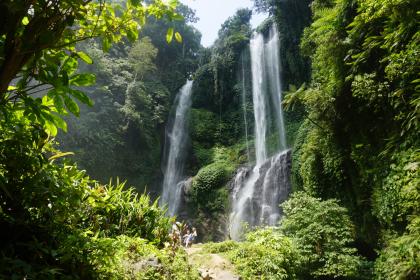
161;80;193;216
230;25;290;240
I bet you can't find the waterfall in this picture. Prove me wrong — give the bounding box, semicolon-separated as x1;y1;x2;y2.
229;25;290;240
266;25;287;150
161;80;193;216
250;33;268;164
241;53;251;162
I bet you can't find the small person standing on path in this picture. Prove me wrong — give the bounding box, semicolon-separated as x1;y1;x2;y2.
190;227;197;245
183;229;191;247
184;227;198;247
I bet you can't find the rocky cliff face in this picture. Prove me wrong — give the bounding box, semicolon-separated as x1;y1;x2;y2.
176;150;292;241
229;150;292;239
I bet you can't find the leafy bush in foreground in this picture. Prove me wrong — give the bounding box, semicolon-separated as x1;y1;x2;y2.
374;217;420;280
281;192;363;279
203;240;239;253
205;228;298;280
0;113;194;279
231;228;298;280
204;193;366;279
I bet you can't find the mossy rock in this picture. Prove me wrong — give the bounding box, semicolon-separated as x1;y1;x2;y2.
192;162;230;193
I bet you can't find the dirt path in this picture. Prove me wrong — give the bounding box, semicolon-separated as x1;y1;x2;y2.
186;244;240;280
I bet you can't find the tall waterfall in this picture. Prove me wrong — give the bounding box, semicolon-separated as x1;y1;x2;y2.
266;25;287;151
241;53;251;162
161;80;193;216
230;25;290;240
250;33;268;164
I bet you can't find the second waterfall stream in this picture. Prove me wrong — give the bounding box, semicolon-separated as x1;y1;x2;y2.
161;80;193;216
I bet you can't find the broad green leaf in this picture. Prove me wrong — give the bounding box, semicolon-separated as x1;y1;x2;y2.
70;89;94;106
175;32;182;43
49;152;74;161
62;57;78;75
22;17;29;25
61;71;69;86
53;95;66;114
169;0;178;9
7;85;17;90
127;28;138;42
41;95;54;107
166;27;174;43
102;37;111;51
50;113;67;132
77;51;93;64
70;73;96;86
64;96;80;116
172;13;184;21
44;120;58;136
139;15;146;26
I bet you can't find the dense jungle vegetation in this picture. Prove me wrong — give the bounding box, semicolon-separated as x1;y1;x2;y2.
0;0;419;279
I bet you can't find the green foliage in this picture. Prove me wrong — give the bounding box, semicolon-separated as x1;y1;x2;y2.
186;144;244;241
0;111;191;279
281;192;363;279
190;145;240;196
288;0;419;256
123;239;199;280
299;127;345;198
190;109;219;145
373;149;420;229
289;119;311;191
347;0;420;141
230;228;298;280
374;217;420;280
192;142;214;167
203;240;239;254
202;193;370;279
128;37;158;79
57;4;202;189
141;3;202;93
205;228;299;280
0;0;180;134
191;162;231;199
191;8;252;148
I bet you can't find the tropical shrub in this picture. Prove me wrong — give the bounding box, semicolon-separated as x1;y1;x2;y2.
281;192;363;279
203;240;239;253
205;228;298;280
372;149;420;230
374;217;420;280
190;109;219;145
192;162;230;194
230;228;298;280
0;112;175;278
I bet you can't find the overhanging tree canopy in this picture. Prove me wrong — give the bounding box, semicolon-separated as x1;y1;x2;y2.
0;0;181;134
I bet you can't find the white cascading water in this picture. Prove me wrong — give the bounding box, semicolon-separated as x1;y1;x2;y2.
266;25;287;150
161;80;193;216
241;53;251;162
250;33;268;165
230;25;290;240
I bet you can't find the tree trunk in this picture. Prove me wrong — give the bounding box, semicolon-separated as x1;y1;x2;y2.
0;40;28;101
